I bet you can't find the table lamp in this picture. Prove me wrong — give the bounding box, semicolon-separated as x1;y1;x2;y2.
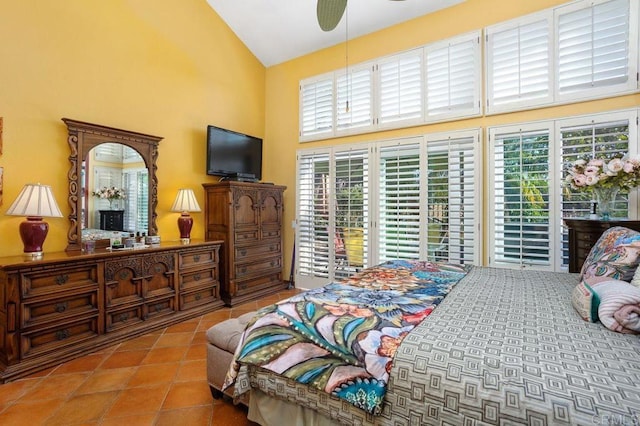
171;188;201;243
6;183;63;258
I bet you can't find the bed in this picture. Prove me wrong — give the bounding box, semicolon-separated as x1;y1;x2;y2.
225;261;640;425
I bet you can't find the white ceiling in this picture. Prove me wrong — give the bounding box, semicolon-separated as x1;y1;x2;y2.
206;0;464;67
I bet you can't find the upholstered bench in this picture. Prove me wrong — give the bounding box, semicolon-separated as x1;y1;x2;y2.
206;311;257;402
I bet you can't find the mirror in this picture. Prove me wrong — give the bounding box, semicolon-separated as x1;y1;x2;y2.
63;118;162;251
85;143;147;233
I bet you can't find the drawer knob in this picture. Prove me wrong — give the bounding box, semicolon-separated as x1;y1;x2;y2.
117;313;129;322
271;261;276;267
56;329;70;340
195;293;202;301
193;255;201;262
240;250;247;256
55;302;68;313
194;274;201;281
240;267;247;273
55;275;69;285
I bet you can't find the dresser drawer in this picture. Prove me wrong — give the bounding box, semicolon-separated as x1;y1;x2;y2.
106;304;144;332
180;268;218;291
21;316;99;359
21;264;99;298
235;242;281;259
235;273;283;297
22;291;99;329
235;256;282;279
144;296;176;321
261;227;281;240
234;229;259;243
180;286;219;310
179;247;218;270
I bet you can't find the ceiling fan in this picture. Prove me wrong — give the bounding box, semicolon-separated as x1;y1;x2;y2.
317;0;406;32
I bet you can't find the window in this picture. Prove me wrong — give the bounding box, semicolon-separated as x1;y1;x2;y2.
487;0;638;114
296;130;481;288
336;65;373;131
556;0;635;100
123;169;148;233
424;132;482;265
486;14;552;113
299;34;481;141
377;140;422;261
378;50;423;127
296;146;370;286
558;113;636;268
300;75;334;139
489;125;553;269
425;32;481;120
296;150;333;288
489;109;639;271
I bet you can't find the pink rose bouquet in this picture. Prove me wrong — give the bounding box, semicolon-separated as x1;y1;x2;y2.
564;154;640;193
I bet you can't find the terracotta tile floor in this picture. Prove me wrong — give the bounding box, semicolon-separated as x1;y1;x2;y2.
0;289;300;426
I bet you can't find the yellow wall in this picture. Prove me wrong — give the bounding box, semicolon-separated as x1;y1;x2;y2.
0;0;265;257
1;0;639;272
265;0;640;270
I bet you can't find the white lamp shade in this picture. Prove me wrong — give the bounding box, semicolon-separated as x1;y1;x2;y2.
6;183;63;218
171;189;201;213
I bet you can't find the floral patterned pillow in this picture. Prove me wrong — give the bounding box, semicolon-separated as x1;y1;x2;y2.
580;226;640;286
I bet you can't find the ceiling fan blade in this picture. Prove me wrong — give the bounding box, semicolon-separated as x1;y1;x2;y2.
317;0;348;32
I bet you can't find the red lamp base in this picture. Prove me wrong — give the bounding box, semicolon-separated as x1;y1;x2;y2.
19;216;49;258
177;213;193;243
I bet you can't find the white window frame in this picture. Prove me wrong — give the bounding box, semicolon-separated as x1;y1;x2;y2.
488;108;640;272
488;122;557;271
425;30;482;122
295;130;483;289
335;61;375;136
299;72;335;142
485;10;554;115
486;0;639;115
555;0;639;103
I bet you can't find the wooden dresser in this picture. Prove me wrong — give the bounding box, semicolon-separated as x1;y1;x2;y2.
564;218;640;273
0;240;223;382
203;181;287;306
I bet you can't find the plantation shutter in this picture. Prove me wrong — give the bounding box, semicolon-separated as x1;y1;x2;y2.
296;151;333;287
490;127;553;269
122;169;148;233
93;143;123;163
557;0;631;97
137;172;149;231
378;51;423;125
559;118;631;268
334;148;369;280
300;76;334;138
378;141;422;261
486;16;551;112
336;66;372;131
425;134;481;265
425;32;480;119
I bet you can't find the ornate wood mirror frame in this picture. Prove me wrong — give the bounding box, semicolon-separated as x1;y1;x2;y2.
63;118;162;252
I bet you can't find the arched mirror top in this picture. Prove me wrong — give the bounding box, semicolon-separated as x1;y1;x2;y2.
63;118;162;252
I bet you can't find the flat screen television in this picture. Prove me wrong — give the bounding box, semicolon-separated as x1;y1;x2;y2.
206;125;262;180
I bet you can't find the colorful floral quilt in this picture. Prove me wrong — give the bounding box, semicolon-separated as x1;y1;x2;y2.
223;260;469;415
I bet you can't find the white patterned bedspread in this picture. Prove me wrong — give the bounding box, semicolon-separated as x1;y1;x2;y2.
236;267;640;425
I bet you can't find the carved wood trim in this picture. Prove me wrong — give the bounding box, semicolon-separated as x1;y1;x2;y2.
63;118;162;252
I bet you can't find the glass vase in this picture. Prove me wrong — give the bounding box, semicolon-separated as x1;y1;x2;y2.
593;186;619;221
